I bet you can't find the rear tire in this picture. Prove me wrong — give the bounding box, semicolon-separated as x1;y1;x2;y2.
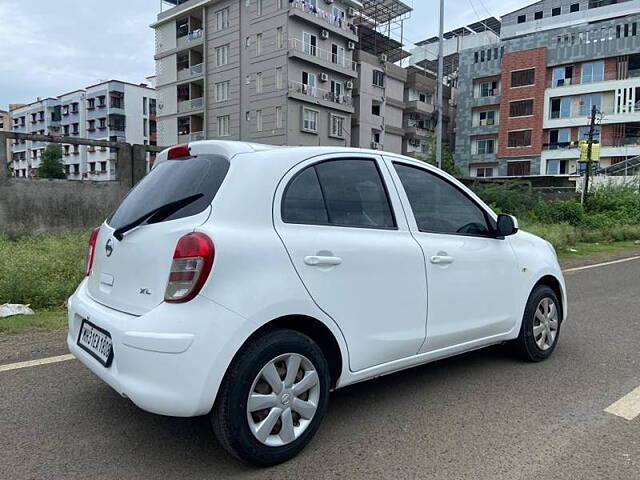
211;329;330;467
512;285;561;362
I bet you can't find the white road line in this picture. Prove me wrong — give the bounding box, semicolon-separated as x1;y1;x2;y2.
605;386;640;421
562;255;640;274
0;354;75;373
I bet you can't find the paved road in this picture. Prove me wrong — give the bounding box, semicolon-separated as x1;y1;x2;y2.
1;258;640;479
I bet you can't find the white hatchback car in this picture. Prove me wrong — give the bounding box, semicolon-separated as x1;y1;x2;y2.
68;141;567;466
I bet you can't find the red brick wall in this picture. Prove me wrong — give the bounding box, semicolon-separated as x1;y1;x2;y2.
497;47;547;158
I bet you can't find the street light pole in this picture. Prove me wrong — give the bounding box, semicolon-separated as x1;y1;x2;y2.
436;0;445;169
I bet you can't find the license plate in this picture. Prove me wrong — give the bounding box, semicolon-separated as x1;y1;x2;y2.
77;319;114;367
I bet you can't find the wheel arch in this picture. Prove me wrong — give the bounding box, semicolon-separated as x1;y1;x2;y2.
533;275;565;321
237;315;344;389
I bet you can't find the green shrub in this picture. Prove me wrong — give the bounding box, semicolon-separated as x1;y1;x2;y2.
0;231;88;309
471;183;539;219
534;201;585;226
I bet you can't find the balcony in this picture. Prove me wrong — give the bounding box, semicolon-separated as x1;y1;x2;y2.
405;100;435;115
472;93;501;107
177;96;204;114
288;80;354;113
289;0;358;41
178;131;205;144
177;62;204;81
288;39;357;77
177;28;204;49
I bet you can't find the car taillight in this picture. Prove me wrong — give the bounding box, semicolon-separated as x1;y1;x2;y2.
165;232;214;303
167;144;191;160
86;227;100;276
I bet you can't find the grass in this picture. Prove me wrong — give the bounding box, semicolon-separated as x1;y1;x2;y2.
557;240;640;259
0;310;67;335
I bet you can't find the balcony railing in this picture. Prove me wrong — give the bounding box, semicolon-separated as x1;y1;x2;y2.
289;38;357;71
288;80;353;107
188;29;203;41
543;138;640;150
290;0;358;35
548;70;640;88
191;63;203;75
191;131;205;141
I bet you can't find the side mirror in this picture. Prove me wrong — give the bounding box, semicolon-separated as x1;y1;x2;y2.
497;214;519;237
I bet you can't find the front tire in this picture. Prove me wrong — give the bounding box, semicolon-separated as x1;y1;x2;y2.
512;285;561;362
211;329;330;466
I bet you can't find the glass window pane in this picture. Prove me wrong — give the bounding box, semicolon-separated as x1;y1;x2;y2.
282;166;329;224
394;164;491;236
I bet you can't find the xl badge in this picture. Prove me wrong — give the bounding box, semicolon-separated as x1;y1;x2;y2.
139;288;152;296
105;238;114;257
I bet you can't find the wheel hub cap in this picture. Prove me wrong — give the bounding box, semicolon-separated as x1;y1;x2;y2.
533;297;559;351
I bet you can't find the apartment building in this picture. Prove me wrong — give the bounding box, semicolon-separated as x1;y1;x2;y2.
456;0;640;177
0;109;11;167
153;0;360;147
9;81;156;180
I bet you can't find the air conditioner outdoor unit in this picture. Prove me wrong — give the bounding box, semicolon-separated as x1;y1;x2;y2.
347;41;356;50
321;29;330;40
345;80;354;90
320;72;329;82
370;141;380;149
379;53;388;63
348;7;356;17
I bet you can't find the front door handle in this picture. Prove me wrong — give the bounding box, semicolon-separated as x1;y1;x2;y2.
304;256;343;267
430;254;454;265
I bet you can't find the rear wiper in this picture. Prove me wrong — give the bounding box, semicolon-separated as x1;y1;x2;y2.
113;193;204;241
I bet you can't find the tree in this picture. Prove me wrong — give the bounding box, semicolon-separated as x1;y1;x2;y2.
38;144;66;179
415;142;462;177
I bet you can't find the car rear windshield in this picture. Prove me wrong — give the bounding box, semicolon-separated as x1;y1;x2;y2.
107;154;230;229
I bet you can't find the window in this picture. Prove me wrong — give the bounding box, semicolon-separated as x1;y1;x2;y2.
570;3;579;13
63;125;70;136
579;94;602;116
99;118;107;129
534;11;543;20
394;163;491;236
331;43;345;66
87;98;95;109
216;45;229;66
216;8;230;31
303;32;317;56
546;159;568;175
88;119;96;131
552;7;561;16
548;128;571;148
256;33;262;55
276;27;284;49
475;167;494;178
371;103;381;116
373;70;385;87
256;72;263;93
256;0;262;16
276;67;283;89
177;52;189;71
507;161;531;176
282;160;395;229
552;66;574;87
302;108;319;133
479;110;496;126
511;69;535;87
97;96;106;108
551;97;572;118
302;71;317;88
476;138;495;155
276;106;283;128
508;130;532;148
217;115;230;136
581;61;604;83
517;15;526;24
256;109;263;132
330;80;342;101
143;97;148;115
215;81;230;102
509;99;534;117
479;80;499;97
579;126;601;143
330;114;345;138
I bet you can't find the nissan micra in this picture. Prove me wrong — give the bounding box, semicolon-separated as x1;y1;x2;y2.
68;141;567;466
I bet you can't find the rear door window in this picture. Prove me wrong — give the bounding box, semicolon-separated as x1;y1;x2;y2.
108;155;229;229
282;158;396;229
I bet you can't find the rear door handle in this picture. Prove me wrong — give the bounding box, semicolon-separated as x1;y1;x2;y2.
304;256;343;267
430;255;454;265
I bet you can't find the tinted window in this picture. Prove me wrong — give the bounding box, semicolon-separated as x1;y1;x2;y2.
282;166;328;224
108;155;229;229
394;163;492;236
282;159;395;229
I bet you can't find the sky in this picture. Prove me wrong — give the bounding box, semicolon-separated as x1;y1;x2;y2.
0;0;533;108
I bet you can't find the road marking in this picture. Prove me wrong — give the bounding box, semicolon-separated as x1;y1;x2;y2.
562;255;640;274
605;386;640;421
0;354;75;373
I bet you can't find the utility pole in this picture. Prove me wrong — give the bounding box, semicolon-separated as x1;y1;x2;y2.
435;0;445;169
581;105;598;206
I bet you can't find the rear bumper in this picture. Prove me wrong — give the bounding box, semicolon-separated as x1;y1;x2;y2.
67;280;255;417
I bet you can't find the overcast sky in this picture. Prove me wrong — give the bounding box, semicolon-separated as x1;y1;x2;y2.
0;0;532;109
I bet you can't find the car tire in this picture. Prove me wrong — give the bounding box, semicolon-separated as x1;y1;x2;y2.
512;285;562;362
211;329;331;467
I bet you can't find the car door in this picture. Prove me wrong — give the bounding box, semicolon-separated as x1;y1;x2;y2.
386;158;521;353
274;154;428;372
